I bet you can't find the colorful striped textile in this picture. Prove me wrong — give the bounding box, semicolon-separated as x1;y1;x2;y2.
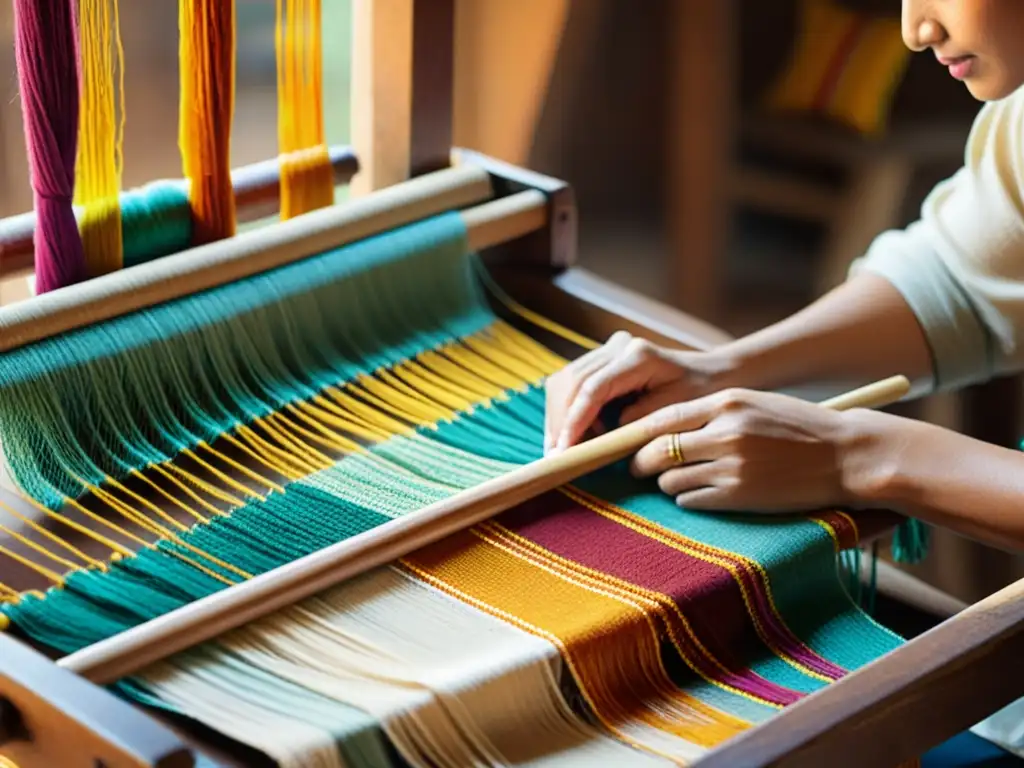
0;212;905;765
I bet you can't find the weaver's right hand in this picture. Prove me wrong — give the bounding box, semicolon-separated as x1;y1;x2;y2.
544;331;738;454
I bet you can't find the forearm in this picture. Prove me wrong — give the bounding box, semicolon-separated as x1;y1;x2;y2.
849;413;1024;552
716;274;935;396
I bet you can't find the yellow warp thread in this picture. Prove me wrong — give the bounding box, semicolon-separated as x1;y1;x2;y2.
0;498;106;571
75;0;126;276
276;0;334;219
0;522;81;575
0;544;63;587
0;323;555;599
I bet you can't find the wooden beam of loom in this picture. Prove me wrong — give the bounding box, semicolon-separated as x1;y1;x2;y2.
0;633;193;768
694;575;1024;768
0;163;492;354
0;146;359;281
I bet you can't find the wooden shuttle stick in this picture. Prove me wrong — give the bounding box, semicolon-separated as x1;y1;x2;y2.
0;145;361;279
59;374;910;684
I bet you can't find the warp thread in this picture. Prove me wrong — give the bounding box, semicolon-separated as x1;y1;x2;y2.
179;0;237;245
13;0;87;293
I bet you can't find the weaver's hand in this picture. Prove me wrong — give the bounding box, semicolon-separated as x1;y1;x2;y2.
544;332;737;453
628;387;902;513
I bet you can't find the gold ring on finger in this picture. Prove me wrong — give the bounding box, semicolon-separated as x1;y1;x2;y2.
668;433;686;465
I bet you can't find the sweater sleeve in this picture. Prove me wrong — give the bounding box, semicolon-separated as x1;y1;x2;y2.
850;87;1024;392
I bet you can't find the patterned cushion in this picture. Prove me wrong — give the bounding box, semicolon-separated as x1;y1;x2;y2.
764;0;910;136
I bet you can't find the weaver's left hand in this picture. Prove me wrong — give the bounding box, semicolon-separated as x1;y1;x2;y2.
627;387;900;513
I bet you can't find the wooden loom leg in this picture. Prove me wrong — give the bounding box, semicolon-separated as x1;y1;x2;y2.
351;0;455;194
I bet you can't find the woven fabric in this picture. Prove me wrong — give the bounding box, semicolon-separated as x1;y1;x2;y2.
0;213;905;765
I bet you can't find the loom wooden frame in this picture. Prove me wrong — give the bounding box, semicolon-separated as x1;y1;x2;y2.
1;0;1023;766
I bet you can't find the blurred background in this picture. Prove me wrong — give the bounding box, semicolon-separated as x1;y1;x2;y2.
0;0;1018;604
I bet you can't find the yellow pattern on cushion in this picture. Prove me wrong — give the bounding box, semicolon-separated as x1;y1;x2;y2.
765;0;910;136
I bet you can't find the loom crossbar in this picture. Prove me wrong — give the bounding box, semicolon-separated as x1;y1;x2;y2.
0;163;494;353
0;146;360;279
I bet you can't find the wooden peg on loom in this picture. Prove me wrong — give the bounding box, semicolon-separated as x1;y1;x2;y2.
59;374;911;685
0;146;360;279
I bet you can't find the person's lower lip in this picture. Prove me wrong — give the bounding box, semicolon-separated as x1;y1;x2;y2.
947;57;976;80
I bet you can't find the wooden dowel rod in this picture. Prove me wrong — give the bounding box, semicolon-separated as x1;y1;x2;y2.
0;163;494;354
819;376;910;411
0;146;361;279
59;374;909;684
464;189;547;251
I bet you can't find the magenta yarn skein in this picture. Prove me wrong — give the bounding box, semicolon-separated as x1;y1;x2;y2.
13;0;87;294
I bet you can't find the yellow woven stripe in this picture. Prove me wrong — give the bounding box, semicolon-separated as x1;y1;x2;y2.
481;519;784;709
402;527;749;751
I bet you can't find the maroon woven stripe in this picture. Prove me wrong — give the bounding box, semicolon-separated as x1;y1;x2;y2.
499;491;805;706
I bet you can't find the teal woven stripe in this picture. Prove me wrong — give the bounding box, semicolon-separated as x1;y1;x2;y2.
5;484;391;654
0;213;494;508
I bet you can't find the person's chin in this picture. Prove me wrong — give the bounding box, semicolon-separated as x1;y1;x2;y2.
963;73;1019;102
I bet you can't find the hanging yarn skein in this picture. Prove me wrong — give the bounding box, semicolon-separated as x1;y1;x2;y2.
180;0;238;245
75;0;127;277
12;0;87;293
277;0;335;219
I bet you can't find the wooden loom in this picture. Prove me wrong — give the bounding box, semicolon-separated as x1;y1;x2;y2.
0;1;1022;766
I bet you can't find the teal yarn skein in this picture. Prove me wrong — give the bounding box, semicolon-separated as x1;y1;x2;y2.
119;181;193;268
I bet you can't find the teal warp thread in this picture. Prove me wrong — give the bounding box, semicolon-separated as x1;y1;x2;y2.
0;213;492;508
891;518;930;564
